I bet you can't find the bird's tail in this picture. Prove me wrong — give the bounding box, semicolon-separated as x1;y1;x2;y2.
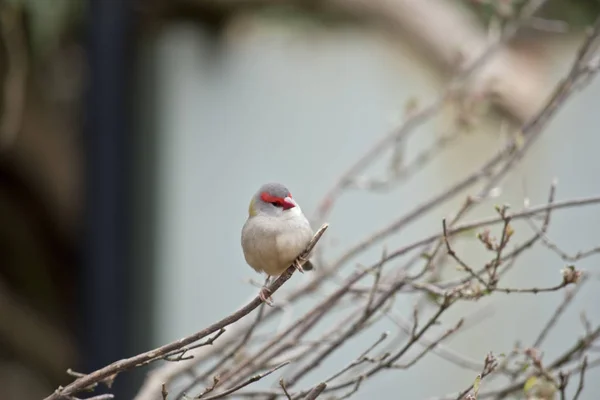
303;259;315;271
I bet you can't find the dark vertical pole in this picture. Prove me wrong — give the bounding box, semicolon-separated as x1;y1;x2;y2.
81;0;135;397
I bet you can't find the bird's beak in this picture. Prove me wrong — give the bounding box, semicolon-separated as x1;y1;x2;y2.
283;196;297;209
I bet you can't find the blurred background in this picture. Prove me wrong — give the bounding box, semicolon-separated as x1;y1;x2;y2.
1;0;600;399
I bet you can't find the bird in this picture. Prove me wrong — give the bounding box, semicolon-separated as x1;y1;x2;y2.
241;182;315;304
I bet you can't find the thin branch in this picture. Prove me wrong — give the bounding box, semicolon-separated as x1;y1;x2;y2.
443;219;488;287
279;379;292;400
535;232;600;262
162;329;226;362
488;206;513;285
282;279;406;388
383;195;600;266
217;266;382;389
193;376;220;399
305;382;327;400
483;325;600;399
532;276;588;349
174;303;268;398
46;224;328;400
161;383;168;400
365;247;386;313
391;319;464;370
385;309;484;372
337;377;363;400
318;297;455;396
345;129;463;192
67;395;115;400
572;356;588;400
454;353;498;400
201;361;290;400
325;332;389;383
494;282;573;294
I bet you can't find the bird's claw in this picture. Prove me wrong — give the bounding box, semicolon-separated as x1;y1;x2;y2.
293;259;304;273
259;287;274;306
293;255;308;273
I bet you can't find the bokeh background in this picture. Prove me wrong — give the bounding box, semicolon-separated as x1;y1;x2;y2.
2;0;600;399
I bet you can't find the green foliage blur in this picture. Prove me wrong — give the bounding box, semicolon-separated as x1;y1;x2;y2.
462;0;600;29
3;0;84;60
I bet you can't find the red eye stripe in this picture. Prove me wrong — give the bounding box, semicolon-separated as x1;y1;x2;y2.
260;192;284;206
260;192;295;209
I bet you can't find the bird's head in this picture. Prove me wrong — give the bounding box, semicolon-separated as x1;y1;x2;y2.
248;182;299;218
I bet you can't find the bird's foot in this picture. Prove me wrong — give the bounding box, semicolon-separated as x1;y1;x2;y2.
293;256;307;274
259;286;274;306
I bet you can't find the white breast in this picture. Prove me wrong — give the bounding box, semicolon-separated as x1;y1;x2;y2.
241;210;313;276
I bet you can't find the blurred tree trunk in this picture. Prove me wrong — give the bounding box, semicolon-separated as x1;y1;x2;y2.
0;2;82;397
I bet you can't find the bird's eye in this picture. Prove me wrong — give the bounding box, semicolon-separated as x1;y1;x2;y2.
270;201;282;207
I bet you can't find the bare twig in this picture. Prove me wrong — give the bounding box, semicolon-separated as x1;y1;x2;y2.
67;395;115;400
484;325;600;399
192;376;220;399
532;276;588;349
385;309;484;372
391;319;464;370
365;247;386;313
383;195;600;266
443;219;489;288
494;281;575;294
535;232;600;262
305;382;327;400
325;332;389;383
279;379;292;400
345;130;463;192
455;353;498;400
162;329;226;362
173;303;268;399
337;377;363;400
46;225;328;400
573;356;588;400
201;361;290;400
